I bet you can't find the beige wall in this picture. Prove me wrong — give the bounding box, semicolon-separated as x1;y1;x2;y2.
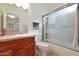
47;3;66;13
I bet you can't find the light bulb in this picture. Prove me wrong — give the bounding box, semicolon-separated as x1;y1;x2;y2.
14;3;29;9
22;6;28;9
10;2;14;5
15;3;22;7
22;3;29;9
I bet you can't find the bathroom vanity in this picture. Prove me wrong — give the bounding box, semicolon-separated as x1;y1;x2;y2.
0;34;35;56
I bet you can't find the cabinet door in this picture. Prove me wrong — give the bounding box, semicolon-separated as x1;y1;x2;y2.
28;44;35;56
13;46;26;56
0;50;12;56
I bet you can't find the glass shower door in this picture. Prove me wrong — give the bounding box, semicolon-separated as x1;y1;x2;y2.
43;4;79;52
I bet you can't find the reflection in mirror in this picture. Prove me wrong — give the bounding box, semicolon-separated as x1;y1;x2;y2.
4;13;19;35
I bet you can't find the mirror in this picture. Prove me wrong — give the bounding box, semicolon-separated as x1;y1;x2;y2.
0;3;28;35
4;13;19;35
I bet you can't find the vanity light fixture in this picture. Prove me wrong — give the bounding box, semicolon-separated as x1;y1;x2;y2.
10;2;29;9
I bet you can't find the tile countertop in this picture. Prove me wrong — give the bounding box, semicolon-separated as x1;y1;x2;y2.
0;33;35;42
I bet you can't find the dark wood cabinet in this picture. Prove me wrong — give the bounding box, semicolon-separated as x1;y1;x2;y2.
0;36;35;56
13;46;26;56
29;44;35;56
0;50;12;56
